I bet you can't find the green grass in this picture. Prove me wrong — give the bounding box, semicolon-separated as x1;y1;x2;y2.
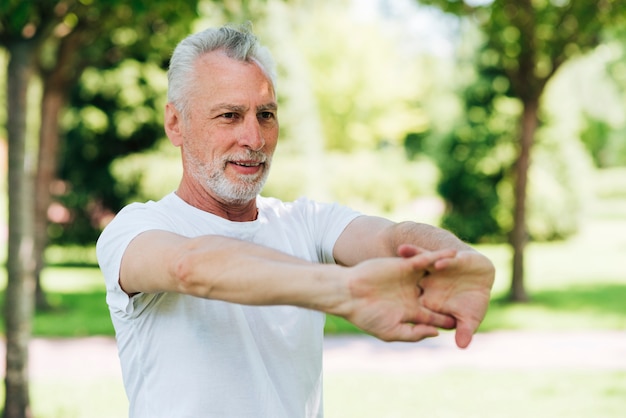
1;370;623;418
0;378;128;418
0;267;114;337
324;370;626;418
33;290;114;337
33;266;114;336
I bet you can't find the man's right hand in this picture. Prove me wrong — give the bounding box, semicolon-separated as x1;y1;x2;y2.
337;249;458;342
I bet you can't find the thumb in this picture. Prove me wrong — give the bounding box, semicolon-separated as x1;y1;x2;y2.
454;320;477;349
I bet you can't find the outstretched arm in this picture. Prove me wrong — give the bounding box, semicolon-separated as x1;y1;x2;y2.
119;229;457;342
334;216;495;348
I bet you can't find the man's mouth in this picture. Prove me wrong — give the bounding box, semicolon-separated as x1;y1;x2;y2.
228;159;266;176
232;161;263;167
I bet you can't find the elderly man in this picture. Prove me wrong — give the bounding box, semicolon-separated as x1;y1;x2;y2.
97;24;494;418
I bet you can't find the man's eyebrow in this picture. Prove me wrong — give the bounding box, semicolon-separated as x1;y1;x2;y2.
257;103;278;112
210;103;246;113
209;103;277;113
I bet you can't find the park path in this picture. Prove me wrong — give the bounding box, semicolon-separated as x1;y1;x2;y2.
9;329;626;380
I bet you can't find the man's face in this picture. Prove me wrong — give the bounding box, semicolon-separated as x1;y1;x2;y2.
177;51;279;205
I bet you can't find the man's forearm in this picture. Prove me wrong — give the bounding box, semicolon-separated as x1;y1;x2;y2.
122;230;349;313
334;216;475;267
171;234;349;313
387;221;475;253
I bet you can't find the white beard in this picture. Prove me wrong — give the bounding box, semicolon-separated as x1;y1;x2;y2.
185;148;272;205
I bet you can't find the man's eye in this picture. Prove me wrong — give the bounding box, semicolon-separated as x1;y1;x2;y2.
222;112;237;119
259;112;275;120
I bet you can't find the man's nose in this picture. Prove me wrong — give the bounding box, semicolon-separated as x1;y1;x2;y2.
238;117;265;151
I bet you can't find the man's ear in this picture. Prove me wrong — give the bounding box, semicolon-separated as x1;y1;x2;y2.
164;103;184;147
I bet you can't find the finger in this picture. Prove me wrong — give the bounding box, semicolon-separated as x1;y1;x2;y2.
396;244;427;258
408;249;457;271
389;323;439;343
410;307;456;330
424;251;462;274
454;319;478;349
433;249;480;271
431;312;456;330
432;256;458;271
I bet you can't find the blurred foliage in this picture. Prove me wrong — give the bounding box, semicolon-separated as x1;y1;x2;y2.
580;115;626;167
109;138;182;204
326;150;437;214
55;60;169;245
38;1;199;245
593;167;626;200
264;147;440;218
432;49;596;243
2;0;626;248
0;0;200;73
552;39;626;168
433;42;516;242
296;2;430;151
412;0;626;245
524;127;593;241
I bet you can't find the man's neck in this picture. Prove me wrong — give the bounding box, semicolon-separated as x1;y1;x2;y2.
175;183;259;222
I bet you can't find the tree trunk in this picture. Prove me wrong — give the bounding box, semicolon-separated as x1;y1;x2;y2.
34;27;85;311
4;41;37;418
509;98;538;302
33;81;63;311
34;73;69;311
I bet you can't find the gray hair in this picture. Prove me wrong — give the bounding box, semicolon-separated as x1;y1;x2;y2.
167;23;277;119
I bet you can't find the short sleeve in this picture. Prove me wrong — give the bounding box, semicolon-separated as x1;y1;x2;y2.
294;198;362;264
96;202;172;316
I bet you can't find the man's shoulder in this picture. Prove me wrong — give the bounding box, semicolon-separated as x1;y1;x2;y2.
101;193;185;234
114;192;189;218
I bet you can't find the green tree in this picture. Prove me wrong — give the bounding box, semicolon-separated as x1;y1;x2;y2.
578;35;626;167
0;3;59;416
33;0;197;302
56;61;171;245
435;58;513;243
0;1;198;416
419;0;626;301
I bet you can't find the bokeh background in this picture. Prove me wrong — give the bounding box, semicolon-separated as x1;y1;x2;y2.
1;0;625;417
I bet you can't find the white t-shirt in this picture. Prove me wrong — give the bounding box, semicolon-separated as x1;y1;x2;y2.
96;192;360;418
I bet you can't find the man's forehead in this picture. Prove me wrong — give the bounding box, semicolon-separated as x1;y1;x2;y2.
195;52;273;87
